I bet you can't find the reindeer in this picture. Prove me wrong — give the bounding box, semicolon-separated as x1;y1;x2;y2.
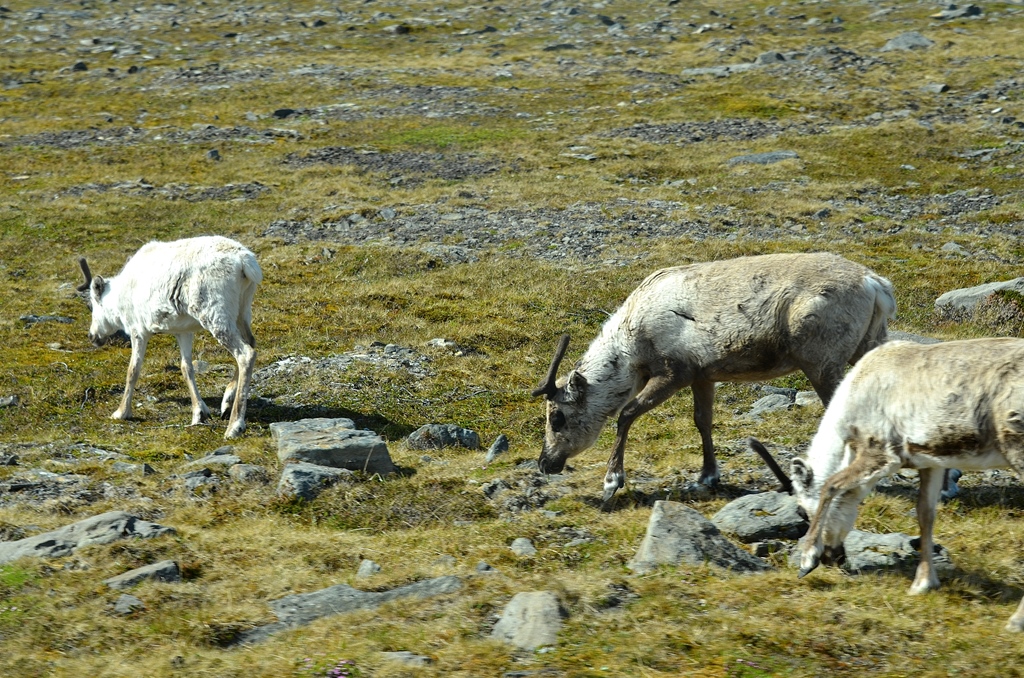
77;236;262;439
752;337;1024;631
533;252;896;504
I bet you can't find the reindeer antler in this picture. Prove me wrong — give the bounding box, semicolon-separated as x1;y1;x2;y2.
532;334;571;399
76;257;92;293
747;437;793;495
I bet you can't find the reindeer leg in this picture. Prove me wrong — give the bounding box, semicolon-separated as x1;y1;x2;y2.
604;372;687;505
909;467;944;594
218;330;255;440
999;444;1024;630
691;379;718;486
220;364;239;419
112;333;149;421
176;333;211;426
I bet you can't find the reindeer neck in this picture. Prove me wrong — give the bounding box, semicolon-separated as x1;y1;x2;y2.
576;330;640;416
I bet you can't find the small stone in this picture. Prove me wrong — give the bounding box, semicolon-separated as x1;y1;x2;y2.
485;434;509;463
104;560;181;590
111;461;156;475
228;463;268;484
940;242;970;257
0;454;18;466
755;51;786;64
880;31;934;52
0;395;20;408
407;424;480;451
378;207;396;220
510;538;537;556
277;462;354;501
113;594;144;615
356;559;381;578
476;561;496;573
272;108;296;119
380;651;432;667
922;83;949;94
206;149;221;161
491;591;566;650
384;24;410;34
72;61;88;71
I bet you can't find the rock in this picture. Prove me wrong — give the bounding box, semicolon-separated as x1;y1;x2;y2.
407;424;480;451
795;391;821;407
276;462;354;501
0;454;18;465
111;461;156;475
270;418;395;474
103;560;181;589
628;501;770;574
187;446;242;468
510;537;537;556
0;395;21;408
681;63;756;77
383;24;410;35
0;511;175;565
206;149;221;161
19;315;72;325
182;468;219;493
476;561;496;573
935;278;1024;315
841;530;952;575
922;83;949;94
113;593;144;615
485;434;509;463
940;242;971;257
888;330;941;345
745;393;793;419
356;559;381;578
272;108;296;119
756;51;786;64
72;61;88;72
380;651;432;666
228;463;268;483
236;576;462;645
491;591;566;650
712;492;808;543
727;150;799;166
880;31;934;52
932;4;982;20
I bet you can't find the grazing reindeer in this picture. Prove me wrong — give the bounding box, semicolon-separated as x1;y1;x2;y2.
533;252;896;503
753;337;1024;631
77;236;262;439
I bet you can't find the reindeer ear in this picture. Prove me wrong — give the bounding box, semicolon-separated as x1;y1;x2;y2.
91;275;106;298
567;371;588;397
791;458;813;490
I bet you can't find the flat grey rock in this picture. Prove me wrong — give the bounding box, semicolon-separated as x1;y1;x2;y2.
881;31;934;52
235;575;462;645
681;63;756;77
0;511;176;565
103;560;181;589
888;330;941;345
491;591;566;650
271;418;394;474
841;530;952;575
727;150;799;166
712;492;808;543
935;277;1024;314
745;393;793;419
277;462;354;501
229;463;268;483
510;537;537;556
113;593;144;615
187;446;242;467
628;501;769;574
407;424;480;450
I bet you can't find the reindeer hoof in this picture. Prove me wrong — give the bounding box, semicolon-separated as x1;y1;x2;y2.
601;487;618;506
224;421;246;439
219;408;232;421
797;564;818;579
698;472;720;487
798;551;821;578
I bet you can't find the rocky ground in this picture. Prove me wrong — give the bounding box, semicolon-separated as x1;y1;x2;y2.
3;1;1024;676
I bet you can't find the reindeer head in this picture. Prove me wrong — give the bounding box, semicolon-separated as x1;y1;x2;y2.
76;257;123;346
533;335;606;474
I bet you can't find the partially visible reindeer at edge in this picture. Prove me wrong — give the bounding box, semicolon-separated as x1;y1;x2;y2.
77;235;262;439
532;252;896;504
751;337;1024;631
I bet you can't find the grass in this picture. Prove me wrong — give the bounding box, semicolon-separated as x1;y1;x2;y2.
1;0;1024;676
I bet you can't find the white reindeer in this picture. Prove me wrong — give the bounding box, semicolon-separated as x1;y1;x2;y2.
532;252;896;504
77;236;262;439
752;337;1024;631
